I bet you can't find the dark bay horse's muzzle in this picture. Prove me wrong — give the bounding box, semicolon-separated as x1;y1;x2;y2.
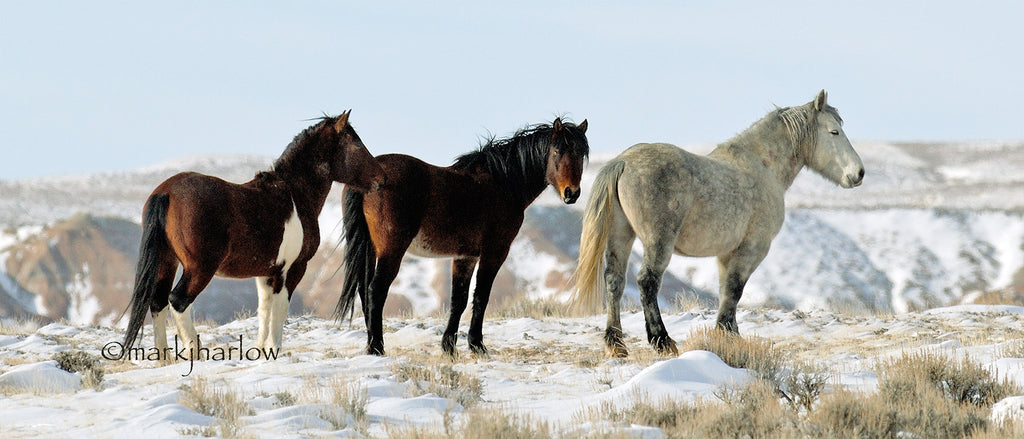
563;186;581;204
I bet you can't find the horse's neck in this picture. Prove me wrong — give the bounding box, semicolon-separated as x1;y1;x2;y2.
711;132;806;190
275;169;333;219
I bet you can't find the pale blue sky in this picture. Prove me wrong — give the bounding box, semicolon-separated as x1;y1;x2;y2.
1;2;1021;179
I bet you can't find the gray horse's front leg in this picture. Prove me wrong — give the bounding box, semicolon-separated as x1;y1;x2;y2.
715;271;748;333
715;244;769;333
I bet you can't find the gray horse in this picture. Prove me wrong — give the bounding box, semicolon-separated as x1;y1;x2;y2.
571;90;864;357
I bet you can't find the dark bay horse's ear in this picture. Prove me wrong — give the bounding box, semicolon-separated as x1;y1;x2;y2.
551;117;564;140
578;119;588;133
814;90;828;111
334;110;352;133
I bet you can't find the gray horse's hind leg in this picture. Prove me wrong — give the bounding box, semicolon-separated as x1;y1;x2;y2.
637;238;679;355
603;210;635;357
715;243;770;333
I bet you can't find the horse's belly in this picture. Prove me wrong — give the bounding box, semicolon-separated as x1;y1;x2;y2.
215;204;305;279
673;222;746;257
406;230;472;258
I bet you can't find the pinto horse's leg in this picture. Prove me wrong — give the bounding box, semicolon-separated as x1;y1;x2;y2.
442;257;479;357
152;307;169;359
150;259;177;357
603;213;636;358
167;269;214;360
255;276;274;349
715;242;771;333
636;237;678;356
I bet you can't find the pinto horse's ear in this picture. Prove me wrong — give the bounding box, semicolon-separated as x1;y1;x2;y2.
814;90;828;111
334;110;351;133
578;119;588;133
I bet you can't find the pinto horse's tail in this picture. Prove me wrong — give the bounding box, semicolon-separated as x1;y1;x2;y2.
337;188;375;321
121;193;170;358
569;159;626;312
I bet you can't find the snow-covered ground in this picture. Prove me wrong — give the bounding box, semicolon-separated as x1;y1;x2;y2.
3;305;1024;437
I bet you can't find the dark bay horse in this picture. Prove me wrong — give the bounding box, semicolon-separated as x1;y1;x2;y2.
338;118;589;356
572;91;864;357
121;111;386;358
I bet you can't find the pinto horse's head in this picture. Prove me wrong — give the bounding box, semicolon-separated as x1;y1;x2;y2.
328;110;387;192
545;117;589;204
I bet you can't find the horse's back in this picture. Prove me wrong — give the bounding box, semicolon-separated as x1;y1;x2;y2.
612;142;768;257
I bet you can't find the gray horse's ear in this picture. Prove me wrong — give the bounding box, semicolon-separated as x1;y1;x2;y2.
578;119;588;133
334;110;351;133
814;90;827;111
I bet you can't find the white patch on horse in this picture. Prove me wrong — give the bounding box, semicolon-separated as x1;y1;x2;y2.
276;202;304;280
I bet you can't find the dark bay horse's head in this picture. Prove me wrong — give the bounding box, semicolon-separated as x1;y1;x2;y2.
805;90;865;188
325;110;387;192
546;117;589;204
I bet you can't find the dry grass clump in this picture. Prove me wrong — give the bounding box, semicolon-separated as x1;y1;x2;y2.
806;351;1020;438
387;406;549;439
178;377;253;438
681;326;784;384
581;381;802;439
295;375;370;432
487;297;570;319
53;350;104;390
393;361;484;409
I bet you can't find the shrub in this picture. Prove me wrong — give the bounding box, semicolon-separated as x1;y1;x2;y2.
53;350;104;390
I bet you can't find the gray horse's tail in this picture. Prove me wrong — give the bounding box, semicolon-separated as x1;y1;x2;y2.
570;159;626;312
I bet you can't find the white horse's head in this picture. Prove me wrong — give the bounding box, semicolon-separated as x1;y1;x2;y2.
805;90;864;188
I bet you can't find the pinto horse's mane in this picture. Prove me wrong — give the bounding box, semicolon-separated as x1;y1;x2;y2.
452;120;589;204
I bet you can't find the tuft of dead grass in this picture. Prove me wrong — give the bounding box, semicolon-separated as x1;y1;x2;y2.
387;405;549;439
179;376;253;438
393;360;484;409
681;326;784;384
53;350;104;390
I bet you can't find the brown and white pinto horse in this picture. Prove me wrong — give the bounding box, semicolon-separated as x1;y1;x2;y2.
338;117;589;357
121;111;386;359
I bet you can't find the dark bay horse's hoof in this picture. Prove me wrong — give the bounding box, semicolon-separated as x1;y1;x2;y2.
441;335;458;358
469;343;489;358
366;344;385;356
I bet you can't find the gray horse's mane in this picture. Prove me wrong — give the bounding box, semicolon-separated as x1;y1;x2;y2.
774;104;842;144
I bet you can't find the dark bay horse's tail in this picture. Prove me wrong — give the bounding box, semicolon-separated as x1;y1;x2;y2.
569;159;626;311
121;193;170;358
337;189;376;321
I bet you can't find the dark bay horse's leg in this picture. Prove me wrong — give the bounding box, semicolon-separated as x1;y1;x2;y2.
365;252;405;356
466;241;514;356
602;213;635;357
637;237;678;355
715;242;770;333
442;257;479;357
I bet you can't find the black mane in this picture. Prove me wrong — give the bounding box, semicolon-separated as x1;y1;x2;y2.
271;115;349;178
452;120;589;205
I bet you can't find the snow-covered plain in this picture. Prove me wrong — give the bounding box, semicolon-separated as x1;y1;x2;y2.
3;305;1024;437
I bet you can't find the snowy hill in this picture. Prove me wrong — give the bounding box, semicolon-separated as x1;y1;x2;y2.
1;141;1024;326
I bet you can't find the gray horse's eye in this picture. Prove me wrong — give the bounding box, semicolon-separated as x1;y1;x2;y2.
830;130;839;135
